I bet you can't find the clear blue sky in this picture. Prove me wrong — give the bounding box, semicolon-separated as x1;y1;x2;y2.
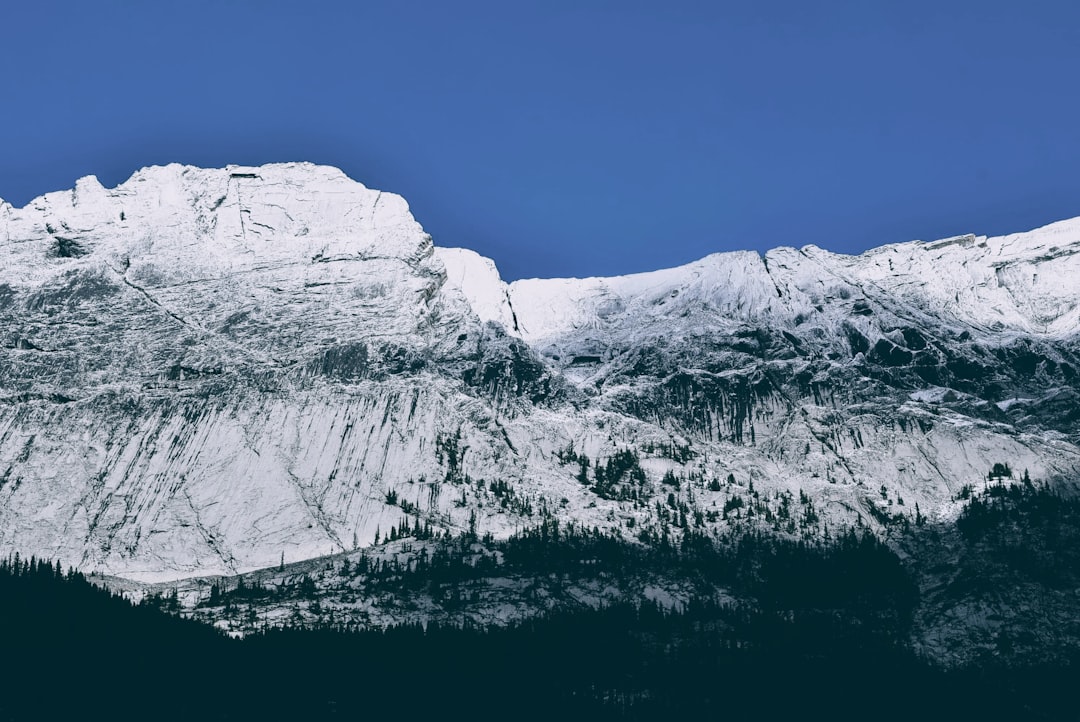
2;1;1079;280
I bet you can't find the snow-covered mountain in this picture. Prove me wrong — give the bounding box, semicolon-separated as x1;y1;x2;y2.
3;162;1079;582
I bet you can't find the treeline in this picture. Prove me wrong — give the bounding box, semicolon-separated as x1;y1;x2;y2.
0;555;235;719
2;492;1079;721
954;477;1080;591
958;476;1080;543
0;546;1070;721
0;555;221;648
202;520;917;638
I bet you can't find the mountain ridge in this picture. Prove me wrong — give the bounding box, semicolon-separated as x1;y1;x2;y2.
2;163;1079;584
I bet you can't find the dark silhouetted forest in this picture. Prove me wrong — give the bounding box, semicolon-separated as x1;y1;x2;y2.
2;486;1079;721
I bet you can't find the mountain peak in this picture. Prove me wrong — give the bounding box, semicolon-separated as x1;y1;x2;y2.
2;162;433;285
2;165;1080;583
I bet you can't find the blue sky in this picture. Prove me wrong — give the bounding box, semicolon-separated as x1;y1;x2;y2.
2;1;1078;280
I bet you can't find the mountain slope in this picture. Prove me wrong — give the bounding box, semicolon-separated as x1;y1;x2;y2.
2;163;1079;582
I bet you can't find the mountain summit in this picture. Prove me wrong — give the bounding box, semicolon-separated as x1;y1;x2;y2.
2;163;1079;581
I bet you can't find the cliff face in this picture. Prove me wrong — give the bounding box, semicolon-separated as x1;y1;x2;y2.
3;163;1079;581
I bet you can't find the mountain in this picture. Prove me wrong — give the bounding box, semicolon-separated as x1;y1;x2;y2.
3;162;1080;587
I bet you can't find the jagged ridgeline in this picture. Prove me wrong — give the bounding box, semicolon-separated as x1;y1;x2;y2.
2;166;1080;610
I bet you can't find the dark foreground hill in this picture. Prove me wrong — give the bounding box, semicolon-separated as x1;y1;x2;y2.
3;481;1079;721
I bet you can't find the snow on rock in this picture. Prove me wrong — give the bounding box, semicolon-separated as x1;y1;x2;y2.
437;247;520;334
2;163;1080;583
